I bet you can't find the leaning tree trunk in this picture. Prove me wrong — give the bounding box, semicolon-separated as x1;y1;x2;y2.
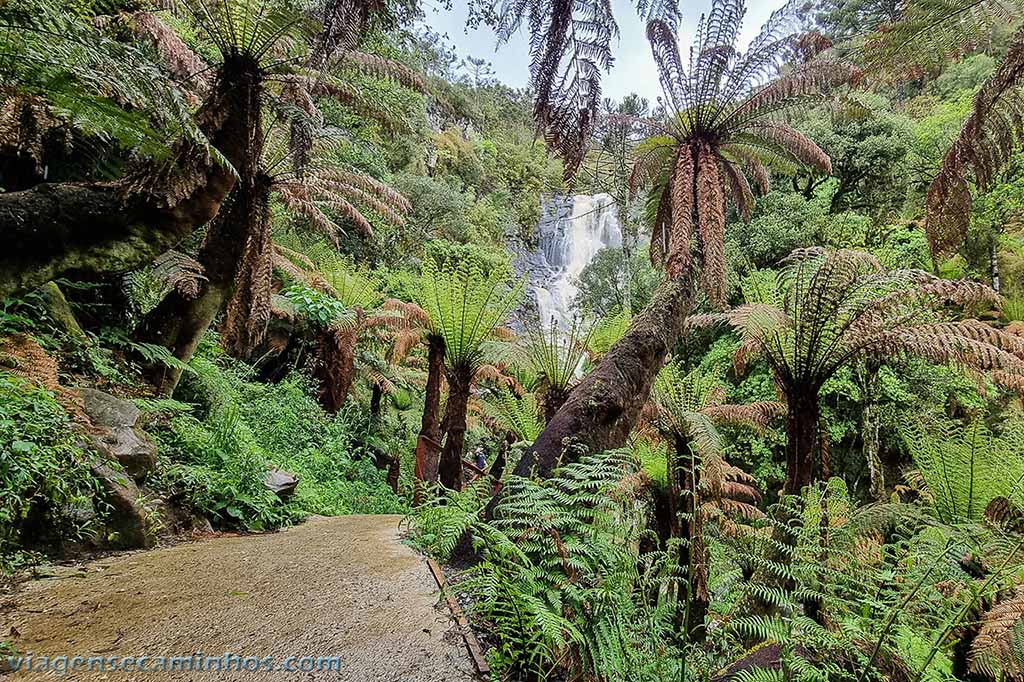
671;432;708;644
783;388;822;496
438;363;472;491
0;54;262;299
414;335;445;503
508;275;694;482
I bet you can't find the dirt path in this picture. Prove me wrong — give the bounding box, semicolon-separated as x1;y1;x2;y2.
0;515;477;681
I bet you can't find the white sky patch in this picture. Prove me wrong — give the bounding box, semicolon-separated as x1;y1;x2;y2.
418;0;788;103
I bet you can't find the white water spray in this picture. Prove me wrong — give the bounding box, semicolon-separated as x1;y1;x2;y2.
533;193;623;328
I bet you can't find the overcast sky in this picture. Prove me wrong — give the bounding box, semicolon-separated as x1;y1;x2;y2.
417;0;787;103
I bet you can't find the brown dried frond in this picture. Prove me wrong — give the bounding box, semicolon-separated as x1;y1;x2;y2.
382;299;430;325
324;170;411;213
926;28;1024;261
366;367;398;395
338;51;428;93
132;12;210;91
273;249;316;287
390;328;423;365
0;334;87;424
970;590;1024;679
665;147;695;279
273;243;316;271
151;249;206;300
703;401;785;430
745;121;832;174
729;59;861;126
0;94;64;169
984;496;1024;533
721;159;754;222
500;0;614;180
474;363;519;390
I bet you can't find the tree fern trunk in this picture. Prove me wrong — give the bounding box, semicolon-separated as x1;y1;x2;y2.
784;388;821;496
439;363;472;490
370;383;383;418
139;173;270;395
314;326;356;414
540;385;569;424
861;360;885;501
507;275;694;481
414;335;445;503
673;432;708;644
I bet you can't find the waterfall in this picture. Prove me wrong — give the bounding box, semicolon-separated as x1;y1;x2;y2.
531;193;623;328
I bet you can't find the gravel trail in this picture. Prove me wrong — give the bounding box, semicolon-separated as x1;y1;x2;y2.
0;515;476;681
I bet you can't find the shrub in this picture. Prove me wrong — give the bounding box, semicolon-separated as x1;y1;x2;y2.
152;346;406;529
0;374;102;573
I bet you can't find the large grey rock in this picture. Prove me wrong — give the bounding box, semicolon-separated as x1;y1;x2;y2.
80;388;157;482
265;468;299;500
91;463;153;549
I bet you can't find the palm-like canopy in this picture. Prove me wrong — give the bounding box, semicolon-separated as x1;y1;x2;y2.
515;318;592;420
417;259;523;372
632;0;859;304
653;363;780;454
651;362;779;517
714;247;1024;493
219;121;409;354
723;248;1024;394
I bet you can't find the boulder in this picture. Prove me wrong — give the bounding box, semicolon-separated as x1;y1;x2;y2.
91;463;152;549
264;468;299;500
80;388;158;482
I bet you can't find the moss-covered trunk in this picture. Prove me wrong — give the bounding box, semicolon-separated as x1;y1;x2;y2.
509;275;694;481
860;360;885;500
438;363;472;491
414;335;445;503
0;55;263;299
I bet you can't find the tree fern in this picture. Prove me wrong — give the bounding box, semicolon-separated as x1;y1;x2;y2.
900;416;1024;523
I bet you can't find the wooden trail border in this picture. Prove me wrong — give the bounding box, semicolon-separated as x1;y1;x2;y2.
426;557;491;676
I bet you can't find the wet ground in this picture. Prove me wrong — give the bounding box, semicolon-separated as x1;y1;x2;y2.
1;515;476;681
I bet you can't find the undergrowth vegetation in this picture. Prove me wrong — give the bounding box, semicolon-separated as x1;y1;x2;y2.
8;0;1024;678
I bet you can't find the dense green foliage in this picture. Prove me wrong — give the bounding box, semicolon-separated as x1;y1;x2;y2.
7;0;1024;678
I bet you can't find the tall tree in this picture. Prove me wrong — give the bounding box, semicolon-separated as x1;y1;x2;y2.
138;4;422;393
717;247;1024;495
418;258;522;490
509;0;856;483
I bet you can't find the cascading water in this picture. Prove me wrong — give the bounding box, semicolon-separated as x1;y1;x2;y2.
531;193;623;328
